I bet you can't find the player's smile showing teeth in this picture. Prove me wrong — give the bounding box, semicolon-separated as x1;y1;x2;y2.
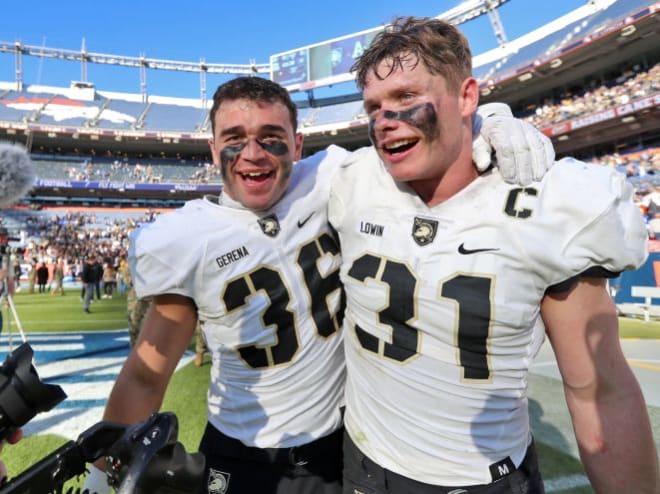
239;170;274;182
383;138;418;154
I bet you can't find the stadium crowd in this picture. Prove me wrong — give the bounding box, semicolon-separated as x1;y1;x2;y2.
9;210;158;291
34;155;221;185
521;62;659;129
584;147;660;180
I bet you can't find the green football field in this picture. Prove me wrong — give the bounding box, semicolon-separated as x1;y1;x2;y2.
2;287;658;492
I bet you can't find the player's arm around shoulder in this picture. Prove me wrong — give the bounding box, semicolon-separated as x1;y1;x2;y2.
541;279;659;493
104;294;197;425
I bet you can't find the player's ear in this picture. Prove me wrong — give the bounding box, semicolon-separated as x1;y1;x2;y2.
208;138;220;165
459;77;479;118
293;132;304;161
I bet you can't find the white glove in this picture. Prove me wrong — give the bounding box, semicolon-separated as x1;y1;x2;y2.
81;464;112;494
472;102;555;185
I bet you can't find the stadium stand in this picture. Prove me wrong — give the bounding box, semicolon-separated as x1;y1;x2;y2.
474;0;655;86
140;103;207;132
97;99;142;129
520;62;659;128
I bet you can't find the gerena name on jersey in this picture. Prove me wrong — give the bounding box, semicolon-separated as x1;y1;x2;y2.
215;246;250;269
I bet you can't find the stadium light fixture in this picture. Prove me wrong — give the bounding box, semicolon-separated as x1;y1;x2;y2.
620;25;636;37
517;72;533;82
550;58;563;69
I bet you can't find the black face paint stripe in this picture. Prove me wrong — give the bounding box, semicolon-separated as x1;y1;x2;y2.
220;140;289;165
219;140;291;183
258;140;289;156
220;143;246;169
368;103;438;145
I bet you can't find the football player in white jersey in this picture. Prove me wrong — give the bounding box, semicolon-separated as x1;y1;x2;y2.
83;75;558;494
330;17;659;494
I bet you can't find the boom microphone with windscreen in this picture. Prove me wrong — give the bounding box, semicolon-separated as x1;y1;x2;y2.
0;142;36;208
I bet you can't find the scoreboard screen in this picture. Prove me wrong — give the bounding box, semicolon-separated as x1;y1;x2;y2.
270;27;380;90
271;49;309;87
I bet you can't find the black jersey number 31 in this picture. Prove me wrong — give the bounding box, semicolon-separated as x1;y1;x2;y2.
348;254;493;381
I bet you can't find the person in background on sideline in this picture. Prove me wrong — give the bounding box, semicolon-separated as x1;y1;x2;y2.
91;257;103;301
102;261;116;299
27;261;37;294
126;281;152;347
117;252;129;295
12;258;21;292
50;259;65;296
36;262;48;294
81;255;97;314
194;322;209;367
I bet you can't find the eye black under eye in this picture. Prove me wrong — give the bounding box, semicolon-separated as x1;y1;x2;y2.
258;139;289;156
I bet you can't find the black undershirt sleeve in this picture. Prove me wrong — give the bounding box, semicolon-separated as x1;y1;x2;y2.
545;266;621;294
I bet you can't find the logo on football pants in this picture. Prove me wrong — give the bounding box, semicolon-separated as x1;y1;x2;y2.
207;468;230;494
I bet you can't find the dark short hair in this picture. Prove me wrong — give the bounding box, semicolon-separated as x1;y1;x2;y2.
352;16;472;93
209;77;298;136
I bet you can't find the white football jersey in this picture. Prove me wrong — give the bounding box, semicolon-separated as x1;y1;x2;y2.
130;145;350;448
328;147;647;485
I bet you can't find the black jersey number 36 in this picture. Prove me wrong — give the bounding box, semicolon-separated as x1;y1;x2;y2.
348;254;493;381
222;233;344;368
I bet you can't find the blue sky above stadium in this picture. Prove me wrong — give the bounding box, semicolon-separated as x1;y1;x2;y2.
0;0;587;98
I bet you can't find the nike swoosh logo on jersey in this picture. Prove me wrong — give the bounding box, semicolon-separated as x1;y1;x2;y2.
297;212;315;228
457;243;500;255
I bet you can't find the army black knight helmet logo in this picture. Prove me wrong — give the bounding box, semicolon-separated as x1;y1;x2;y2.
412;216;438;246
258;214;280;237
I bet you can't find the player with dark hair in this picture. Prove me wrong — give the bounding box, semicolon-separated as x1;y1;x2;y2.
330;16;659;493
86;74;558;494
